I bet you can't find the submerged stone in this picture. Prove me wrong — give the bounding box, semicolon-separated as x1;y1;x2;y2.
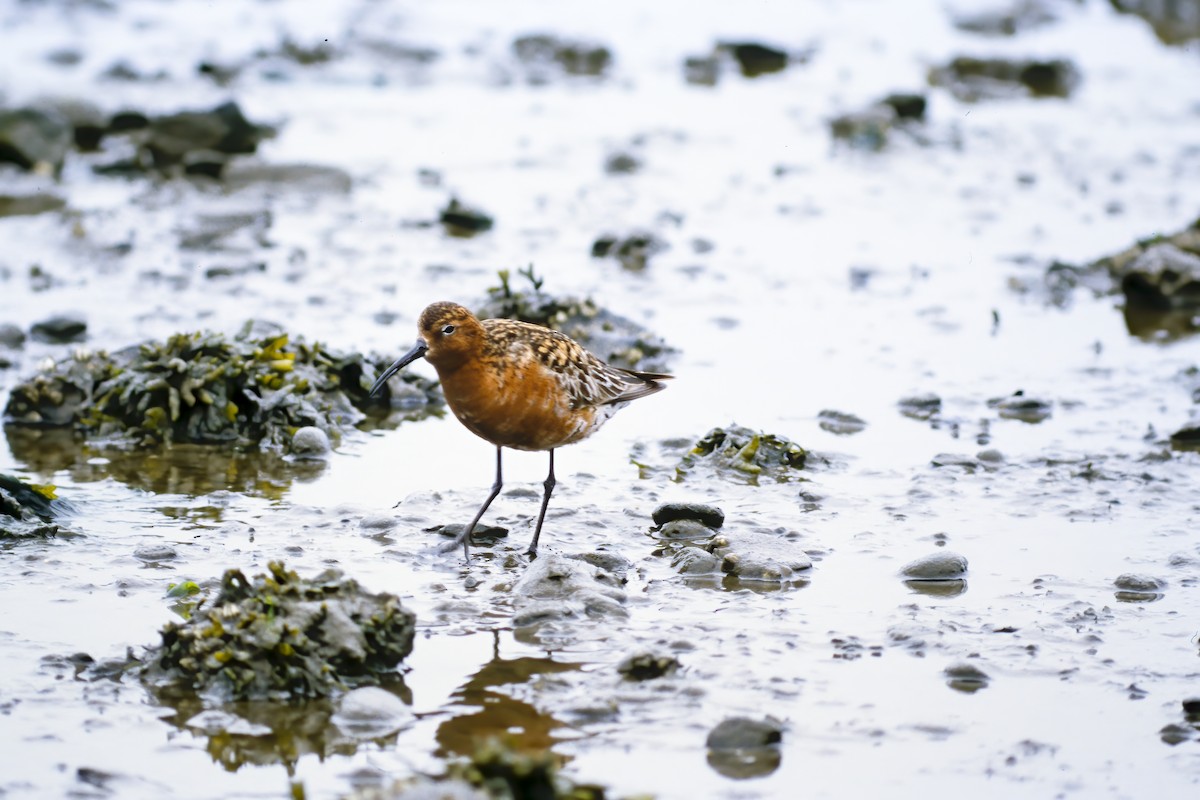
944;661;990;693
512;34;612;78
676;424;808;485
706;716;784;749
512;553;627;629
1120;244;1200;311
817;409;868;435
590;230;668;271
711;531;812;581
0;106;72;173
438;197;493;236
0;473;69;540
617;651;681;681
656;518;719;541
718;42;789;78
929;56;1080;100
30;313;87;343
142;562;415;700
988;390;1053;423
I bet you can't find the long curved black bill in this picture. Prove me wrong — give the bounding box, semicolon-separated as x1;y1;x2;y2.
369;339;429;397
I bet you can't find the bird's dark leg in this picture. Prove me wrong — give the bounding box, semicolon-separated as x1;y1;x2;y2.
444;446;504;561
526;449;556;558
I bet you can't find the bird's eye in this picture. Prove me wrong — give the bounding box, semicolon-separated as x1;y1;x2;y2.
442;324;456;335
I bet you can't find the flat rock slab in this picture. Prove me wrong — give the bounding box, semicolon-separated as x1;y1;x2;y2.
513;553;627;629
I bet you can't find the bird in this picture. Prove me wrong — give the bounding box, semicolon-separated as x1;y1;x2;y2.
369;301;671;560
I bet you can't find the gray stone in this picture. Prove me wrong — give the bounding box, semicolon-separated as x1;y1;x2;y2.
291;426;331;458
0;323;25;348
332;686;413;737
30;313;87;343
617;651;680;681
133;544;177;562
712;531;812;581
706;716;783;750
671;546;721;575
512;553;627;628
657;518;718;540
901;551;968;580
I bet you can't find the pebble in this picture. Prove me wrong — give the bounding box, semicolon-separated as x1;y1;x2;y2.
1113;573;1164;592
30;313;87;343
901;551;968;580
671;547;721;575
0;323;25;348
712;531;812;580
944;662;990;693
617;651;681;681
705;716;783;750
290;426;331;459
652;502;724;528
331;686;413;737
133;544;177;562
656;518;718;540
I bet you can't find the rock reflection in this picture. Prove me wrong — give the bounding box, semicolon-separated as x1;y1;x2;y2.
5;425;326;501
152;676;411;774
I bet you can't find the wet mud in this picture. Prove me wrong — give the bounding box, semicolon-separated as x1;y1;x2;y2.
2;1;1200;799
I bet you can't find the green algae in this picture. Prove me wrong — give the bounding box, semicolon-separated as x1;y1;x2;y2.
676;425;808;485
143;562;415;701
3;322;442;448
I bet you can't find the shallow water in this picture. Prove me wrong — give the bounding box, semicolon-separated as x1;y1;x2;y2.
2;0;1200;798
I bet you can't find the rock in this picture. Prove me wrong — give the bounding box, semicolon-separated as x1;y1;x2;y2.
711;531;812;581
880;92;928;121
1112;0;1200;45
590;231;668;271
677;425;808;485
617;651;680;681
902;551;968;580
652;502;725;528
706;716;783;749
988;390;1053;423
1183;698;1200;715
291;426;331;459
474;269;674;372
718;42;789;78
931;453;982;471
438;197;493;236
944;662;990;693
604;151;641;174
817;409;868;435
0;474;67;539
683;54;721;86
952;0;1058;36
332;686;414;737
1113;573;1164;592
432;522;508;542
1119;244;1200;310
0;107;72;173
670;546;722;575
512;553;626;629
133;544;177;562
898;392;942;420
29;313;87;343
512;34;611;78
0;323;25;348
145;101;268;168
566;550;633;581
0;171;67;217
830;104;897;151
656;518;718;540
1160;723;1197;745
929;56;1080;101
141;562;415;700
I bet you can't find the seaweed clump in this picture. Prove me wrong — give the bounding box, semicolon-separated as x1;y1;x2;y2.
450;737;607;800
475;267;673;372
3;322;442;448
142;562;415;701
0;473;71;539
676;425;808;485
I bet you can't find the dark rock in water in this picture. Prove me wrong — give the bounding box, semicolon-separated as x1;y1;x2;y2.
830;105;896;151
1119;244;1200;311
617;651;680;681
898;392;942;420
432;522;508;542
512;553;627;629
1114;574;1163;591
929;56;1080;100
590;230;668;271
0;323;25;348
0;106;72;173
142;561;415;700
1161;723;1198;745
145;101;268;168
902;551;968;580
1112;0;1200;45
944;662;990;693
439;197;493;236
710;530;812;581
512;34;612;78
817;409;868;435
880;92;927;121
30;313;87;343
1183;697;1200;715
676;425;808;484
707;716;783;749
652;502;724;528
952;0;1059;37
109;110;151;132
603;151;641;175
474;268;674;372
987;390;1053;423
5;323;442;448
719;42;789;78
1170;425;1200;452
38;98;107;151
0;473;70;539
